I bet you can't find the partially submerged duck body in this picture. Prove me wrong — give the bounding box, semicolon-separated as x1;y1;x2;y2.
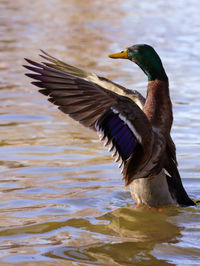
24;44;195;207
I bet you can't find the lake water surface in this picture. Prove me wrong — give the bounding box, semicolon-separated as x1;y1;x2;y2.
0;0;200;265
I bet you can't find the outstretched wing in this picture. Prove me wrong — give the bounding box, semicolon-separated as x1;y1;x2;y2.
39;50;145;109
23;51;153;184
24;58;116;128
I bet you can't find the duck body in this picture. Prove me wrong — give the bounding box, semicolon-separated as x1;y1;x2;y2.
24;44;195;207
130;170;176;206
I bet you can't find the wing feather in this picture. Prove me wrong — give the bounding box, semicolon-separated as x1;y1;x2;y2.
24;51;153;184
37;50;145;108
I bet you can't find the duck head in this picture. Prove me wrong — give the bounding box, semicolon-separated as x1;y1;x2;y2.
109;44;168;82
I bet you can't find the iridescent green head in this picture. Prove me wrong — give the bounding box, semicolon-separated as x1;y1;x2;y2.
109;44;168;81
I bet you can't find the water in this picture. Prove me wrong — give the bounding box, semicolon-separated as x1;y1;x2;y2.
0;0;200;265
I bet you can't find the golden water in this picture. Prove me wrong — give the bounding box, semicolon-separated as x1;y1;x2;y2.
0;0;200;265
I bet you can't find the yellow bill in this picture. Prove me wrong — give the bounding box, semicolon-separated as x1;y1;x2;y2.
108;48;128;59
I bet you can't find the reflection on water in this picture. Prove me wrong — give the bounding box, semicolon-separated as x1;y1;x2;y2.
0;0;200;264
1;206;200;265
0;207;181;265
45;209;181;266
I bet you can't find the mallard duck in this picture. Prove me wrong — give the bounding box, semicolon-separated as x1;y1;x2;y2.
24;44;195;207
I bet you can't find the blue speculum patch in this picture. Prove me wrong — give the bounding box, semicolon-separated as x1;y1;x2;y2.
97;110;138;161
